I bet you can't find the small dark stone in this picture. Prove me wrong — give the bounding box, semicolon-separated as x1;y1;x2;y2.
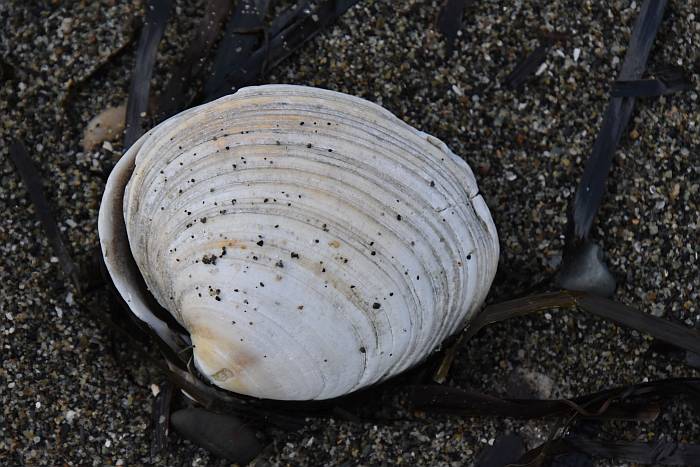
171;408;262;463
556;241;616;297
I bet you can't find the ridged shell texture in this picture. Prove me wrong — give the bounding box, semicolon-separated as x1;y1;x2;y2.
120;85;499;400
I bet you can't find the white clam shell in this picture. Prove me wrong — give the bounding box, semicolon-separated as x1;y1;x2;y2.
99;85;499;400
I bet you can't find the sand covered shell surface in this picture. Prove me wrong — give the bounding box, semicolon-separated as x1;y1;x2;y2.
99;84;499;400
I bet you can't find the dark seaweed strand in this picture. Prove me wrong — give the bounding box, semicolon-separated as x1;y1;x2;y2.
473;434;525;467
150;380;174;459
611;65;692;97
205;0;360;100
268;1;310;38
503;43;550;89
123;0;172;149
406;383;660;420
569;0;668;242
156;0;232;120
436;0;470;54
260;0;361;73
8;140;80;290
203;0;271;98
466;291;700;356
564;436;700;464
519;434;700;465
409;376;700;421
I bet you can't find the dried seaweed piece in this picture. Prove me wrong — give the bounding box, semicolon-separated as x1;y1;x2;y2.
268;1;310;37
124;0;172;149
265;0;360;68
576;293;700;355
8;140;80;290
569;0;668;241
203;0;270;99
504;43;550;89
436;288;700;382
471;291;700;355
517;439;584;466
521;436;700;465
205;0;360;100
611;66;692;97
150;381;174;458
156;0;232;120
565;436;700;464
412;376;700;422
436;0;470;53
433;333;464;383
407;383;663;420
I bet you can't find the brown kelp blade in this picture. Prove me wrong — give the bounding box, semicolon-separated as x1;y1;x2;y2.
8;140;80;290
124;0;172;148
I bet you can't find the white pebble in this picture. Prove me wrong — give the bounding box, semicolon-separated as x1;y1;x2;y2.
535;62;547;76
573;48;581;62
